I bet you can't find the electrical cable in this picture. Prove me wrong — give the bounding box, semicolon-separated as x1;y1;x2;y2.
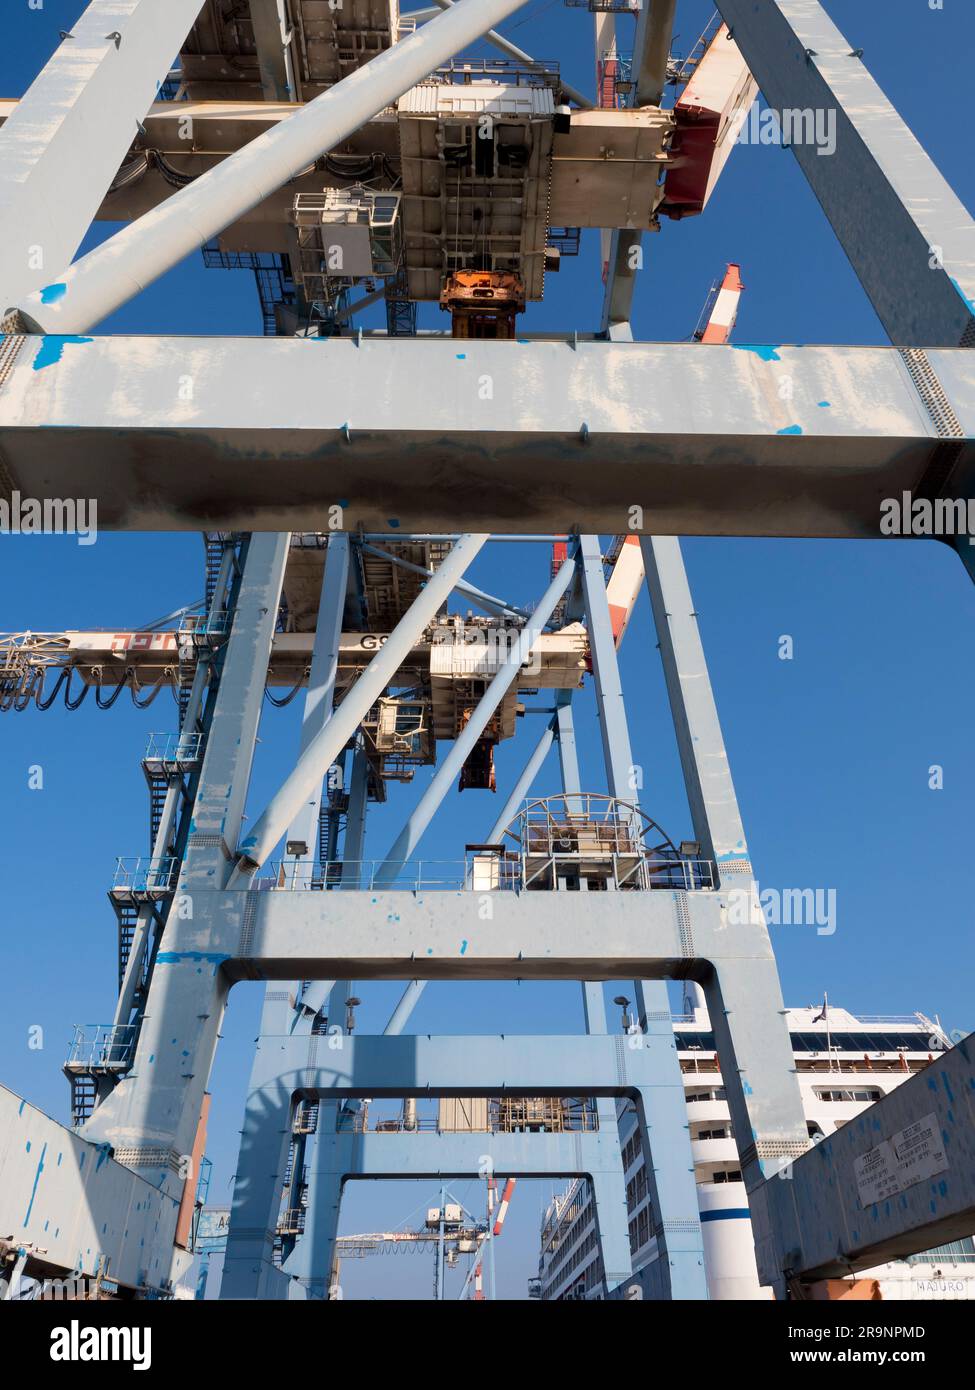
64;670;90;710
130;672;169;709
264;674;307;707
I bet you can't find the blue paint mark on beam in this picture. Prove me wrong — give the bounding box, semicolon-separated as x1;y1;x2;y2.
777;425;803;436
33;336;93;371
733;344;782;362
156;950;230;967
951;277;975;317
23;1141;47;1225
39;283;67;305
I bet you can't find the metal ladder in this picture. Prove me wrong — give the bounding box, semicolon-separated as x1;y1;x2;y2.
113;901;139;992
68;1073;97;1128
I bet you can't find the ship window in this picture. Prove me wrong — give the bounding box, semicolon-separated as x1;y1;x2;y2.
815;1088;881;1103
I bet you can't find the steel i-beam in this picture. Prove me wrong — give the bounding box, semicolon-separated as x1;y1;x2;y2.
715;0;975;347
4;337;972;545
0;0;203;306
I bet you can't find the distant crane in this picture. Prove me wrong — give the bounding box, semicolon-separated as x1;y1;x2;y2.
462;1177;517;1301
330;1186;487;1301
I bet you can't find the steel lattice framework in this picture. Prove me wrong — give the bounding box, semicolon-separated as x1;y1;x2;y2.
0;0;973;1306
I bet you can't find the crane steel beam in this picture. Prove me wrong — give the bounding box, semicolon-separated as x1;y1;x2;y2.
248;0;301;103
2;336;973;542
283;534;350;873
641;536;751;874
0;1082;183;1292
633;0;678;109
374;554;576;882
0;0;204;307
8;0;536;335
233;534;486;876
597;0;677;333
288;1129;634;1295
757;1033;975;1285
713;0;975;347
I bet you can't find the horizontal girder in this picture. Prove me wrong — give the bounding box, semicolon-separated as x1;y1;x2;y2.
249;1031;675;1096
1;335;971;536
175;885;750;983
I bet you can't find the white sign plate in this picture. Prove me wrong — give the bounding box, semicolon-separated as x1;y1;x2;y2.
854;1111;948;1207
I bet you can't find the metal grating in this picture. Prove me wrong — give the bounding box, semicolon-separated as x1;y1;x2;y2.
898;348;965;438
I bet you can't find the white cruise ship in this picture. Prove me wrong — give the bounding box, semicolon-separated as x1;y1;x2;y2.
536;993;974;1300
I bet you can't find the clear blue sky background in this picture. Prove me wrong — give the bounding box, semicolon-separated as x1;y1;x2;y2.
1;0;973;1299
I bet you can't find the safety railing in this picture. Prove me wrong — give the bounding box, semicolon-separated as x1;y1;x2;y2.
112;856;179;895
65;1023;137;1071
263;859;474;891
428;56;561;89
143;731;205;765
259;855;715;892
333;1103;599;1134
277;1207;307;1236
521;854;715;892
178;611;232;641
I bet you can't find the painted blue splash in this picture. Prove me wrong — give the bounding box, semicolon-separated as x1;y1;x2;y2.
156;950;230;966
817;400;832;408
777;424;803;436
733;344;782;362
387;519;401;528
39;282;67;305
94;1143;111;1171
23;1142;47;1225
18;1100;25;1115
456;353;466;359
33;335;93;371
950;276;975;317
460;939;468;955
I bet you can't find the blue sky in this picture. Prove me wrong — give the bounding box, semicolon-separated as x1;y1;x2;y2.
1;0;973;1299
